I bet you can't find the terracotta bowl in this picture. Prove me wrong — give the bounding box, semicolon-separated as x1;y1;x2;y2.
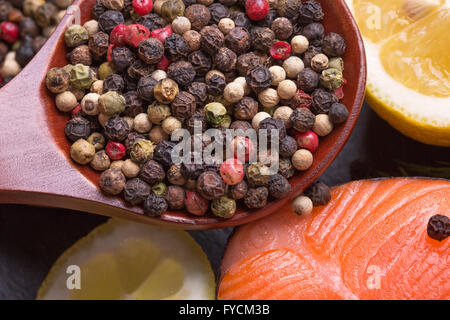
0;0;366;229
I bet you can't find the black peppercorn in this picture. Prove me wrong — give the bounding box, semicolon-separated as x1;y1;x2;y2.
271;17;293;41
256;9;277;28
123;91;144;117
303;45;322;68
164;33;190;61
290;107;315;132
230;11;250;30
206;73;226;96
103;74;124;93
236;52;262;76
89;31;109;58
123;178;151;205
244;187;269;209
125;132;147;153
184;4;211;31
246;65;273;94
153;140;176;167
188;50;212;76
304;181;331;206
65;117;91;142
144;193;168;216
301;23;325;46
278;158;295;179
0;1;12;21
298;0;324;25
213;47;237;73
279;136;298;158
15;36;34;67
136;13;166;31
35;2;56;27
233;97;258;120
322;32;346;57
200;25;224;55
311;88;338;114
139;160;165;185
224;27;250;55
427;214;450;241
187;82;209;107
180;153;204;179
104;116;131;141
297;68;320;93
230;120;252;133
208;3;229;24
127;59;154;79
268;174;291;199
171;91;196;121
68;45;92;66
92;0;107;20
329;103;349;124
19;17;39;38
138;38;164;64
98;10;125;34
0;42;7;63
277;0;299;20
259;117;287;141
33;36;47;52
196;171;226;200
186;112;207;134
111;46;135;72
164;185;185;210
250;27;275;53
167;60;196;87
137;76;158;101
230;180;248;200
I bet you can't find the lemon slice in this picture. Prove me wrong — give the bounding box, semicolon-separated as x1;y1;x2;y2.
346;0;450;146
36;219;215;300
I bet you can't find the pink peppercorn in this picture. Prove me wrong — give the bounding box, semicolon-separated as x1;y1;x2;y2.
71;104;82;118
106;141;126;160
110;24;128;47
106;44;114;62
126;24;150;47
245;0;269;21
230;136;255;163
334;78;347;100
151;26;173;44
295;130;319;153
270;41;291;60
220;158;244;186
157;55;171;70
185;191;209;216
0;22;19;44
132;0;153;16
291;90;312;109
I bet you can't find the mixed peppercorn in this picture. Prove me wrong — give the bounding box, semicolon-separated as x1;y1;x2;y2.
46;0;346;219
0;0;74;87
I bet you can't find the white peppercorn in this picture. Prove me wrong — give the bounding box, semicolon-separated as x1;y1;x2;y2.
313;114;334;136
233;76;251;95
258;88;280;108
273;106;293;129
224;82;245;103
162;116;182;135
151;69;167;82
99;168;126;195
83;19;99;36
98;113;111;127
218;18;235;34
134;113;152;133
122;116;134;130
90;80;104;95
252;112;271;130
0;59;22;78
110;160;124;170
55;91;78;112
70;138;96;165
90;150;111;171
277;79;297;100
282;56;304;79
292;195;313;215
122;159;140;178
172;16;191;34
311;53;329;72
292;149;313;170
269;65;286;86
291;35;309;54
81;93;100;115
149;126;169;144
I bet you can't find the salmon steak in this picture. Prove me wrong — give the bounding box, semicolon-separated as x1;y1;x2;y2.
218;178;450;300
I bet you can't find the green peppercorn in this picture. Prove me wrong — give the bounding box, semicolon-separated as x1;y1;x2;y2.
211;196;236;219
328;57;344;72
98;91;126;116
161;0;185;22
45;67;70;93
98;62;116;80
152;182;167;195
320;68;343;90
204;102;227;126
147;103;171;125
87;132;106;151
130;139;154;163
35;3;56;27
64;25;89;47
246;162;271;186
69;64;96;89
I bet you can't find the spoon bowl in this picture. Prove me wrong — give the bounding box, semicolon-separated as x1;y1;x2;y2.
0;0;366;229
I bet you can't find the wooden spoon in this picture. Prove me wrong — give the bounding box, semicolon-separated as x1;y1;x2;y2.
0;0;366;229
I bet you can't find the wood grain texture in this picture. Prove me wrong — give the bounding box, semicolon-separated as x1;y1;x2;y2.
0;0;366;229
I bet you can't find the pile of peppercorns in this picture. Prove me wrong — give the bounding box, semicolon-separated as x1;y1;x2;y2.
45;0;346;218
0;0;74;87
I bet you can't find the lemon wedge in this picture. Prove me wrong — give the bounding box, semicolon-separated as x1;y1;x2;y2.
346;0;450;146
36;219;215;300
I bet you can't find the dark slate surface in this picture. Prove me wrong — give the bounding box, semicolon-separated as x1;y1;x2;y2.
0;103;448;300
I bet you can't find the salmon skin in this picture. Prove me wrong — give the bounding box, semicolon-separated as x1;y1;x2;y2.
219;178;450;300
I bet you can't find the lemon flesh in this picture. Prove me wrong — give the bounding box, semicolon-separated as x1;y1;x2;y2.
37;219;215;300
347;0;450;146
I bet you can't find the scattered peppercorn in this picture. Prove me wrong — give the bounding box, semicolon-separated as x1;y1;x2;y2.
427;214;450;241
304;181;331;206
